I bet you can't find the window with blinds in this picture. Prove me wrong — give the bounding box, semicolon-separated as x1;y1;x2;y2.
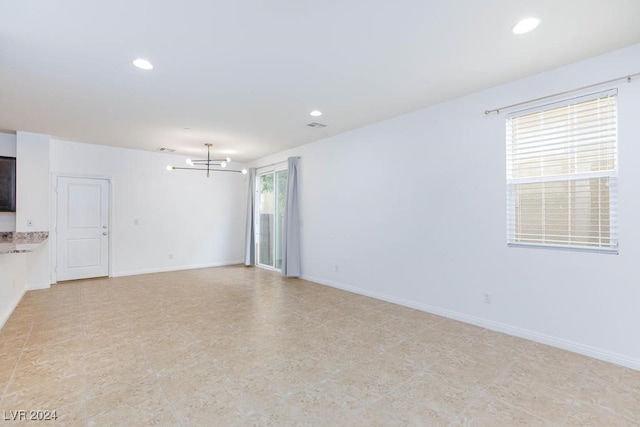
506;91;618;253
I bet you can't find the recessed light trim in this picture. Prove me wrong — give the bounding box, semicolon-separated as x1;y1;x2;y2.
133;58;154;70
310;110;322;117
511;18;540;34
512;17;541;34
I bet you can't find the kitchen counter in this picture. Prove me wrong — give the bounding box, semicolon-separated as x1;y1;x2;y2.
0;232;49;254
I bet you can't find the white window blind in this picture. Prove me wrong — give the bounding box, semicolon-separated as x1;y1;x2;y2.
506;91;618;253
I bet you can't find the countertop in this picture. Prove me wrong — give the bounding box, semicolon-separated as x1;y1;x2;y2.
0;231;49;254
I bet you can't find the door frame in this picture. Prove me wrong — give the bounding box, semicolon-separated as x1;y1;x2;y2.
255;162;287;272
50;173;114;284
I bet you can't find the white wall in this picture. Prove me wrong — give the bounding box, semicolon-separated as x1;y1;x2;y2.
16;132;50;232
14;132;51;290
251;43;640;369
0;133;17;157
0;132;17;232
50;140;247;277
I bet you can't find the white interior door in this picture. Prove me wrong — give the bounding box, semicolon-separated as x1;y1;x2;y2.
56;177;109;281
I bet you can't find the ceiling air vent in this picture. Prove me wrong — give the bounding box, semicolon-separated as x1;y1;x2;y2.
306;122;327;128
157;147;176;153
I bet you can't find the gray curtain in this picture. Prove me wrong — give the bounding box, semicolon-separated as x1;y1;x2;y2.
244;168;256;266
282;157;301;277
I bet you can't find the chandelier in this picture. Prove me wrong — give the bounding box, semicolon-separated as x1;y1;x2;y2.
166;143;247;178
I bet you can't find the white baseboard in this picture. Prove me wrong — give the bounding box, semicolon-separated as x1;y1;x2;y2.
26;282;51;291
301;274;640;371
112;260;244;278
0;289;26;329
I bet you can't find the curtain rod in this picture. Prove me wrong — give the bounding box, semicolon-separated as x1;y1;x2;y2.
484;71;640;115
251;156;300;170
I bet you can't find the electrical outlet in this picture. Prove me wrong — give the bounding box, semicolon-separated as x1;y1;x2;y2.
483;293;492;304
27;220;33;227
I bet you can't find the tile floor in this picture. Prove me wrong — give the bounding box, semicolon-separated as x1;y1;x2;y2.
0;265;638;426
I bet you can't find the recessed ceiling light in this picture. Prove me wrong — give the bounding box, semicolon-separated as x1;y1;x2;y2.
133;58;153;70
512;17;541;35
310;110;322;117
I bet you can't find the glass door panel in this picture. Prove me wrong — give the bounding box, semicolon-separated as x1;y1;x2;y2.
274;169;288;270
258;173;274;267
257;168;288;270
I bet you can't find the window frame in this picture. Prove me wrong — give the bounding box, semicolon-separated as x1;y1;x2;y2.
505;90;619;254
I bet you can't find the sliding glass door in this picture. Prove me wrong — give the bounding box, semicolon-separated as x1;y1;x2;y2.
257;167;288;270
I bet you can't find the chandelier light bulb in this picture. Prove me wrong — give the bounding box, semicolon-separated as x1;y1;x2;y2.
226;157;231;162
166;165;173;171
221;162;227;168
241;169;248;175
185;159;193;165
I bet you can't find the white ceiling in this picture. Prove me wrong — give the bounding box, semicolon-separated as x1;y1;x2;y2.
1;1;639;162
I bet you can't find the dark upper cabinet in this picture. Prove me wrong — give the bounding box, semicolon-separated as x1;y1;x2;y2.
0;156;16;212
